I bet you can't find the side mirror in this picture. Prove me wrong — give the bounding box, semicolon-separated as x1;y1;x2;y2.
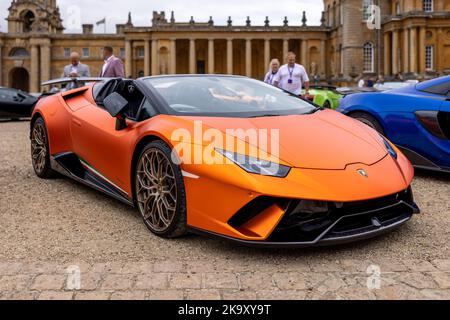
103;92;129;131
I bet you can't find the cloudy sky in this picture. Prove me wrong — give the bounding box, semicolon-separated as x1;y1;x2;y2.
0;0;324;33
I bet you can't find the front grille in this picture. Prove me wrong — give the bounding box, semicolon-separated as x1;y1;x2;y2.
267;188;416;243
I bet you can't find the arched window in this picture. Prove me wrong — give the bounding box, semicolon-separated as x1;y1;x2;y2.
9;47;30;57
423;0;433;12
362;0;374;21
21;10;35;33
363;42;374;73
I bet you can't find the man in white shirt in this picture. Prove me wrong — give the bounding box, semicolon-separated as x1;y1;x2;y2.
273;52;310;96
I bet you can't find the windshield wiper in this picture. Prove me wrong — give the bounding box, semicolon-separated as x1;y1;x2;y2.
249;107;322;118
249;114;283;118
306;107;322;114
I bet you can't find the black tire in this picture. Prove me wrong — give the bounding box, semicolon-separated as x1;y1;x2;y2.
31;117;57;179
134;140;187;239
323;100;332;109
349;112;385;135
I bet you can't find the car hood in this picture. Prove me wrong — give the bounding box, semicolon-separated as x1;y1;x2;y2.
179;109;388;170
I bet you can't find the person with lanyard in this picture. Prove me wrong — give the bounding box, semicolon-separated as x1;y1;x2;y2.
273;51;310;97
264;59;280;86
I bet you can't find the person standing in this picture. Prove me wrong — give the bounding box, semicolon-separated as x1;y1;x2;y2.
99;46;125;78
273;52;310;96
358;78;365;88
264;59;280;85
62;52;91;78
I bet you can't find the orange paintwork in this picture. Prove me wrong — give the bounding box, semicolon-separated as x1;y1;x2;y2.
33;84;415;242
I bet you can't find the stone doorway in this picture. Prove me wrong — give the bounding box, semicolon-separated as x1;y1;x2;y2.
10;68;30;92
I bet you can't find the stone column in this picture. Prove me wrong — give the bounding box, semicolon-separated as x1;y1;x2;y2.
208;39;215;74
301;40;308;68
384;32;391;76
402;29;409;73
30;44;39;93
40;43;51;85
264;39;270;71
245;39;252;77
320;40;326;76
409;27;418;73
418;27;426;73
283;39;289;62
227;39;233;75
170;39;177;74
392;30;399;75
189;39;196;74
151;39;158;76
144;40;151;76
125;40;133;78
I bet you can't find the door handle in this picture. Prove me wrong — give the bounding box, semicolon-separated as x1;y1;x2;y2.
73;119;82;127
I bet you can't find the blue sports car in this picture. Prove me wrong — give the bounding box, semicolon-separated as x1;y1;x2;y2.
338;76;450;172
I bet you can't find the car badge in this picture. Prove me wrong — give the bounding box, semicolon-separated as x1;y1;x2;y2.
357;169;369;178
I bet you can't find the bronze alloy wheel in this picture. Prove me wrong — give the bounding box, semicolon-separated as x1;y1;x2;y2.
31;118;56;179
31;120;48;175
136;147;179;233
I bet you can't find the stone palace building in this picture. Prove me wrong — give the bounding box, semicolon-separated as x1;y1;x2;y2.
0;0;449;92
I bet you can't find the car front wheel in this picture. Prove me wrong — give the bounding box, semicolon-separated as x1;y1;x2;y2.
31;117;56;179
135;140;187;239
350;112;385;135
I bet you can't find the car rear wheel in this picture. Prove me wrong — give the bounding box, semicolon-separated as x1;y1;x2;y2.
135;141;187;239
31;117;56;179
350;112;385;135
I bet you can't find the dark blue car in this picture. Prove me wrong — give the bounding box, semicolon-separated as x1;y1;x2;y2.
338;76;450;172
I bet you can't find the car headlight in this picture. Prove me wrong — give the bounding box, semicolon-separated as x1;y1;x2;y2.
216;149;291;178
382;136;398;159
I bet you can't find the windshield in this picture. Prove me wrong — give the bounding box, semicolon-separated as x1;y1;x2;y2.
143;76;317;117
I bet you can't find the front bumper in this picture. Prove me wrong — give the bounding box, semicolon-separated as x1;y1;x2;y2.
190;189;420;248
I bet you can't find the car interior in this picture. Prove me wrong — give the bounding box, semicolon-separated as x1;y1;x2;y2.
94;79;155;122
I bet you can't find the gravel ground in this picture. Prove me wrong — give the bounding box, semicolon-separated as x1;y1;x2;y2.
0;120;449;300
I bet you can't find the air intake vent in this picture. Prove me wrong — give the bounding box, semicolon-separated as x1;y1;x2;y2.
438;111;450;140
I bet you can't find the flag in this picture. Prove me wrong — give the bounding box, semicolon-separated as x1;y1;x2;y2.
96;18;106;26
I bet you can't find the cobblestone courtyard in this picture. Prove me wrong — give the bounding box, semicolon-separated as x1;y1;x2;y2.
0;121;449;300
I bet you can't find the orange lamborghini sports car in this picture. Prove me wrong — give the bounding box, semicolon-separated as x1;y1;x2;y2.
31;75;420;247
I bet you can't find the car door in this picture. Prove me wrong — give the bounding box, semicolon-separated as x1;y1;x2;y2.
69;81;145;196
